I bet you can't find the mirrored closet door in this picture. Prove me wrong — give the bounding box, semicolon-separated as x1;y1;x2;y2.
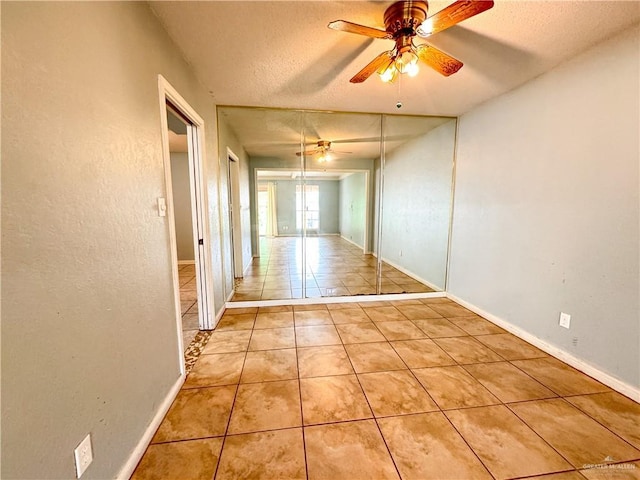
216;106;456;302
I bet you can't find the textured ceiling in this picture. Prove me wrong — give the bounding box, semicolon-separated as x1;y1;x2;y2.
150;1;640;117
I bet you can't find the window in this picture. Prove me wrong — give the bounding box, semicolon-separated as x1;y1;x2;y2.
296;184;319;231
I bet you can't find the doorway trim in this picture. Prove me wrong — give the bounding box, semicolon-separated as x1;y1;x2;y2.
157;75;215;367
226;147;244;279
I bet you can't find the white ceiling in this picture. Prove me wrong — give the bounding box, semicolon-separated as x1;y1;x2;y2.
150;1;640;117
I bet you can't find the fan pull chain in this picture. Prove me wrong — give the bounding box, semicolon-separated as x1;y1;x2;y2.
396;72;403;109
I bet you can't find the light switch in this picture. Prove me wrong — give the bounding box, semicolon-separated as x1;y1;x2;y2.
157;198;167;217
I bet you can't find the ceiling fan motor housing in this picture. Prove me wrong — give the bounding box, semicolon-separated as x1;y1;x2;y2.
384;1;428;38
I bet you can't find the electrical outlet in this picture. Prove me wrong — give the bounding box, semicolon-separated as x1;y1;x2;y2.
559;312;571;329
399;250;403;257
74;433;93;478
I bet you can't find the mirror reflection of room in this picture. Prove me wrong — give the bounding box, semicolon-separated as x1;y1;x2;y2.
216;106;457;302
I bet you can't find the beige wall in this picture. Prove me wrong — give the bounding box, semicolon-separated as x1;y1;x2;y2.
170;152;196;262
449;25;640;389
1;2;224;478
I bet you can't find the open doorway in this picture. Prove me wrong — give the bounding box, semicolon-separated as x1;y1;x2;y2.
158;77;214;367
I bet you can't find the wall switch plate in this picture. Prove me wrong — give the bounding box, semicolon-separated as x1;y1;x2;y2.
559;312;571;329
74;433;93;478
157;197;167;217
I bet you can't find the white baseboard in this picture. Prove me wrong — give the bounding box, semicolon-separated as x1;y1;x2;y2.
177;260;195;265
117;374;185;479
447;293;640;402
339;235;365;250
380;257;443;293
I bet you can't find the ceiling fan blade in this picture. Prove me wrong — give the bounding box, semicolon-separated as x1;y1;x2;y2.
415;44;463;76
350;50;394;83
296;149;320;157
328;20;391;39
417;0;494;37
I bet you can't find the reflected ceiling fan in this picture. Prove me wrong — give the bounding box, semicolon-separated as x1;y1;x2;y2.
296;140;352;162
328;0;494;83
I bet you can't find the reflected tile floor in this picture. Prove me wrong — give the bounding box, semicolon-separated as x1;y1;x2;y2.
232;236;435;301
132;299;640;480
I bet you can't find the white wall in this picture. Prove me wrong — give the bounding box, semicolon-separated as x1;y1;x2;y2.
170;152;195;261
449;25;640;389
380;120;457;290
1;3;224;478
339;173;367;249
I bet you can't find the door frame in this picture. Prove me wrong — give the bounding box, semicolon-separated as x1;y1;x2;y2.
157;75;215;366
226;148;244;278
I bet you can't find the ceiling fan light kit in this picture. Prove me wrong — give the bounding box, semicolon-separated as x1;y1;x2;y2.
328;0;494;84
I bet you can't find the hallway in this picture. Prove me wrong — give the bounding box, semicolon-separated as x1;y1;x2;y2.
232;236;435;301
132;298;640;479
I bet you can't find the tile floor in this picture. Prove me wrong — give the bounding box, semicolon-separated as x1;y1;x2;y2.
178;263;200;349
132;298;640;480
232;236;435;301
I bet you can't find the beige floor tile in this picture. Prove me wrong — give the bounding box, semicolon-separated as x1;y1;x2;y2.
254;311;294;329
358;370;438;417
362;306;407;322
347;285;377;295
429;302;477;317
375;320;426;341
509;399;640;468
345;342;406;373
580;461;640;479
227;380;301;435
412;318;468;338
248;327;295;351
434;336;504;364
182;330;198;351
261;289;292;300
512;358;610;396
378;412;493;480
231;291;262;301
293;303;328;312
216;313;256;331
449;316;506;335
295;325;341;347
258;305;293;313
293;310;333;326
300;375;372;425
566;392;640;449
336;323;386;344
446;405;573;479
202;330;251;354
525;471;587;480
240;349;298;383
304;420;400;480
395;304;443;320
182;313;199;330
222;308;259;315
358;301;393;308
329;308;372;324
464;362;557;403
413;366;500;410
297;345;354;378
326;302;361;311
184;352;245;388
216;428;306;480
131;438;223;480
391;339;457;368
474;332;548;360
419;297;454;304
152;386;236;443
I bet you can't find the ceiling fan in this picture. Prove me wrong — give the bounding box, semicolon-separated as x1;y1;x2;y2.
296;140;352;162
328;0;494;83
